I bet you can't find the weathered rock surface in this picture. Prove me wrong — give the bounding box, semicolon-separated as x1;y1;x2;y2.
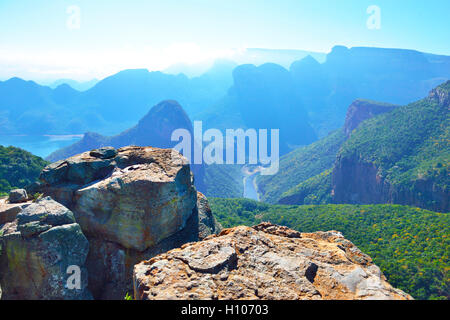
133;223;412;300
0;198;31;225
197;192;222;240
8;189;28;204
33;146;201;299
0;197;91;300
343;100;398;137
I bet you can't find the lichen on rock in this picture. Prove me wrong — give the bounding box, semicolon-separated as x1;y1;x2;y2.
133;223;412;300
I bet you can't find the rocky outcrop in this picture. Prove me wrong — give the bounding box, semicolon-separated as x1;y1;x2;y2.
332;157;449;212
133;223;412;300
31;146;201;299
343;100;398;137
428;81;450;106
197;192;222;240
332;83;449;212
0;197;91;300
8;189;28;204
0;198;31;225
45;100;206;192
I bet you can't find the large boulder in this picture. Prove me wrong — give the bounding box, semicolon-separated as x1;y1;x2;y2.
8;189;28;204
133;223;412;300
35;146;200;299
0;197;91;300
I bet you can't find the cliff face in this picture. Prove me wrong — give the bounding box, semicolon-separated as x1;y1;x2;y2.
332;82;450;212
133;223;412;300
343;100;398;137
332;157;449;212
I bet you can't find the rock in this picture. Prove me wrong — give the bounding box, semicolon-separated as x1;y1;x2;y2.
428;80;450;107
343;100;398;137
45;100;206;193
133;223;412;300
36;146;199;299
0;197;91;300
89;147;118;159
8;189;28;204
0;198;31;225
197;192;222;240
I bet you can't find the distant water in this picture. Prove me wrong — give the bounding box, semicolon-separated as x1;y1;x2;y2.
0;134;83;159
243;173;260;201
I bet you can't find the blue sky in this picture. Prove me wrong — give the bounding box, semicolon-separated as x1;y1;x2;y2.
0;0;449;80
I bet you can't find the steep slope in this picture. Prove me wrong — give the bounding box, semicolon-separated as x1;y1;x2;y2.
47;100;193;161
209;198;450;300
230;63;317;154
333;81;450;212
256;129;346;204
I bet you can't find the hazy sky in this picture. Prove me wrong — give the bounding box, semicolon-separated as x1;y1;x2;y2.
1;0;449;81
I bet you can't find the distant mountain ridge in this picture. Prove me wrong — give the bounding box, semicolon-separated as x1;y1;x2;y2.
1;46;449;140
47;100;206;191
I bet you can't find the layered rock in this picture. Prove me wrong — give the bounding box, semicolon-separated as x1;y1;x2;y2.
0;197;91;300
32;146;202;299
133;223;412;300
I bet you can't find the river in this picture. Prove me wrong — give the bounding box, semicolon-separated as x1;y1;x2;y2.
242;165;261;201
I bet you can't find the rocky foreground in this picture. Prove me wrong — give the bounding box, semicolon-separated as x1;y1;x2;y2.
1;146;411;300
134;223;412;300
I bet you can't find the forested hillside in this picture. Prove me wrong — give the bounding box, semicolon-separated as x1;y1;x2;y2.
0;145;48;195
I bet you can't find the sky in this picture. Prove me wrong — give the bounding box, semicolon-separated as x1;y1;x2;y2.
0;0;449;81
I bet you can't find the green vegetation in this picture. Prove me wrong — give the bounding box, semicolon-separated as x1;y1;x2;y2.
256;129;346;203
279;169;332;205
339;91;449;210
124;292;133;300
203;164;244;198
0;145;49;194
210;198;449;300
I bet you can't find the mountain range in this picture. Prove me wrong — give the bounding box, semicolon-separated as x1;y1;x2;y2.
258;82;450;213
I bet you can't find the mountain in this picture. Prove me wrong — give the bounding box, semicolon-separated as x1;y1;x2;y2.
291;46;450;137
48;79;99;91
202;63;317;155
47;100;193;159
0;67;233;136
258;81;450;212
257;98;401;204
0;145;49;194
47;100;206;190
209;198;450;300
257;128;346;203
333;81;450;212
